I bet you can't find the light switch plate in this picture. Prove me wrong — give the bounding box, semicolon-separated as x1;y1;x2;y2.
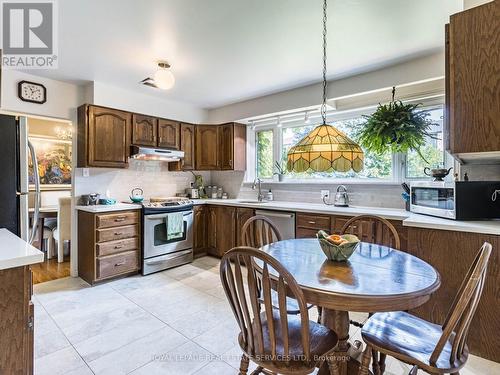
82;168;90;177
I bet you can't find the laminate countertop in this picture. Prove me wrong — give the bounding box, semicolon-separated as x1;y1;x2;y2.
0;229;44;270
194;199;500;236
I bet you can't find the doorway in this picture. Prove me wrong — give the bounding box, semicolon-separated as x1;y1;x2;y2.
26;116;73;284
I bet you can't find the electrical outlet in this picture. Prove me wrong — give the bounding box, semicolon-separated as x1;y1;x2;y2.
82;168;90;177
321;190;330;199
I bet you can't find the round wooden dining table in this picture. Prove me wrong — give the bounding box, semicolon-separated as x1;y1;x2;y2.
259;238;441;375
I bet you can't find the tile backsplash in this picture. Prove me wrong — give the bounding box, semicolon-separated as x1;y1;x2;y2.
461;163;500;181
210;171;406;209
74;160;211;202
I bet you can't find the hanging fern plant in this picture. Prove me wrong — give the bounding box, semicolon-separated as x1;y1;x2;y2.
356;87;437;162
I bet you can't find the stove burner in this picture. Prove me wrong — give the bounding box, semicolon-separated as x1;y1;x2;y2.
141;197;193;212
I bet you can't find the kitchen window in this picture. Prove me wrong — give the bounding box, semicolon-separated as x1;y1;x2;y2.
405;106;451;179
254;104;450;183
256;129;274;179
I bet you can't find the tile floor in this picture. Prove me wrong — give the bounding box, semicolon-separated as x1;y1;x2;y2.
33;256;498;375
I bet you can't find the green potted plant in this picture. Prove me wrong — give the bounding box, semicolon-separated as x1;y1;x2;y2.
274;161;287;182
356;87;437;162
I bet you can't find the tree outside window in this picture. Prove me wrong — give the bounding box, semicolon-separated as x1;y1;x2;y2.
256;130;273;178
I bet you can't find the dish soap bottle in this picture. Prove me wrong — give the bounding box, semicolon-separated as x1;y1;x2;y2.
266;189;273;201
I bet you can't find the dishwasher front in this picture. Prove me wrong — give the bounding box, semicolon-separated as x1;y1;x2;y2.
255;210;295;240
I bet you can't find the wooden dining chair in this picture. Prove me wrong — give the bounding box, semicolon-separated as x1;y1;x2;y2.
340;215;401;250
220;246;340;375
241;215;282;248
241;216;316;316
358;242;493;375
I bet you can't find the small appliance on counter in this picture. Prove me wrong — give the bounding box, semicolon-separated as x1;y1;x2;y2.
333;185;349;207
410;181;500;220
80;193;100;206
186;183;199;199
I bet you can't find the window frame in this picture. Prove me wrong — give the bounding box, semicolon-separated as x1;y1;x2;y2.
250;99;450;185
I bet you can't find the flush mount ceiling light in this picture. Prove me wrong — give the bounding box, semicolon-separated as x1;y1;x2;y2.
140;61;175;90
286;0;363;173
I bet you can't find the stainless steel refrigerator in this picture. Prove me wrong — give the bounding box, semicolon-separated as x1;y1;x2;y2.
0;114;41;243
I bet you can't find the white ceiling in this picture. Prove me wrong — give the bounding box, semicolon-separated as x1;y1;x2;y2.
32;0;462;109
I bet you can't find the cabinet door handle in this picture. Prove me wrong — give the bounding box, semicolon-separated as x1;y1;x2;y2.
308;221;316;224
114;232;123;236
114;245;123;249
114;261;126;267
114;217;126;222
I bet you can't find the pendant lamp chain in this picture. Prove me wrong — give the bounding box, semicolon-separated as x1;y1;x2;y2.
321;0;328;125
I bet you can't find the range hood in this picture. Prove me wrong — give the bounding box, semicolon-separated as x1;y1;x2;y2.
130;146;184;162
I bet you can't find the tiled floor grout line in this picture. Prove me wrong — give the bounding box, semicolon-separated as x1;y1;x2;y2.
34;297;97;374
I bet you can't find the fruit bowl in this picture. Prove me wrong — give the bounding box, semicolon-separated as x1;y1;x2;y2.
316;230;360;262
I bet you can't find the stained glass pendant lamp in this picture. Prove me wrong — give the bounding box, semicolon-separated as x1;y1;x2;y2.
287;0;363;173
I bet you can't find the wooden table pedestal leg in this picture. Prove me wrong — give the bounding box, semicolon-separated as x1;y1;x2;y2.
317;308;372;375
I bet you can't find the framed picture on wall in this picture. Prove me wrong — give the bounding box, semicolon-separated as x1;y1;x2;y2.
28;135;72;190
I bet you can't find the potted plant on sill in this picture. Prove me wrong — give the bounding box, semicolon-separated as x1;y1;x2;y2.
356;87;437;162
274;161;287;182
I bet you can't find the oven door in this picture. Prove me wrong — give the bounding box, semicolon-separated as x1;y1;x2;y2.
143;210;193;259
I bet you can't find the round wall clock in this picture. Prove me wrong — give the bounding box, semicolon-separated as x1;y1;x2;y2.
18;80;47;104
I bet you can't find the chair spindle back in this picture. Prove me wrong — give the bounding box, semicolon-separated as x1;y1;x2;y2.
241;215;282;248
220;246;311;363
340;214;401;249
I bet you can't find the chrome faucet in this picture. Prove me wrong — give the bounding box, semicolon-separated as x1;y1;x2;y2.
252;178;265;202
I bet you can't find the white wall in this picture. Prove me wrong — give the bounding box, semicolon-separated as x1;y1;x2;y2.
207;52;445;123
92;82;208;124
464;0;493;9
0;70;84;121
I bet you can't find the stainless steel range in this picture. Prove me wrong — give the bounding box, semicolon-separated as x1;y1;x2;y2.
141;197;194;275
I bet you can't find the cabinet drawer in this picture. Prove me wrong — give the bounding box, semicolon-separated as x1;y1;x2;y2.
296;227;321;239
97;237;139;257
97;224;139;242
96;211;140;229
296;213;331;230
97;251;139;280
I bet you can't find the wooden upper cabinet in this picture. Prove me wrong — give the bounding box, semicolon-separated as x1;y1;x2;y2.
132;114;157;147
158;119;180;149
195;125;219;170
169;123;195;171
448;1;500;155
219;123;246;171
219;123;234;170
78;105;131;168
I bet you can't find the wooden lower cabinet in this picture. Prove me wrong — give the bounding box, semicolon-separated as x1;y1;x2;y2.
236;208;255;246
0;266;34;374
407;227;499;362
193;205;208;257
206;206;236;257
78;210;141;285
296;213;331;238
